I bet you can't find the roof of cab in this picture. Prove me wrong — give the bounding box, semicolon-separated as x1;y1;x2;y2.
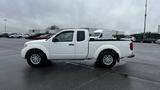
61;29;88;31
94;30;104;33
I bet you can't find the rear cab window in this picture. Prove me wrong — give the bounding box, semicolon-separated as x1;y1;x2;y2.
77;31;85;41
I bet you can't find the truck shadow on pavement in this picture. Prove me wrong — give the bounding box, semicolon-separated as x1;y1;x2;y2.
21;61;138;90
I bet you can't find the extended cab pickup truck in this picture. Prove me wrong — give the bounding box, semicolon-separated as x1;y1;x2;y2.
21;29;135;68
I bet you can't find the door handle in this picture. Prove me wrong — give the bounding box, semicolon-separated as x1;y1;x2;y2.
69;44;74;46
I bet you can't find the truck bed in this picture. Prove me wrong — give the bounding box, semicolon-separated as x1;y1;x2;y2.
88;40;133;59
90;38;129;41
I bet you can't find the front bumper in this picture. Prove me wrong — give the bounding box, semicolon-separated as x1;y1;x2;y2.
21;48;26;58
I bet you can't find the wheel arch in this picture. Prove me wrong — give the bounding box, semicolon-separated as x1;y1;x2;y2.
98;49;120;62
25;48;47;59
24;44;49;59
94;45;121;62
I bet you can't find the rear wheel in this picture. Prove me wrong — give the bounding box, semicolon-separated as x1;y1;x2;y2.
96;51;117;68
26;50;47;67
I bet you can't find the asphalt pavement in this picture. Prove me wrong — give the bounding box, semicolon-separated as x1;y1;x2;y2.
0;38;160;90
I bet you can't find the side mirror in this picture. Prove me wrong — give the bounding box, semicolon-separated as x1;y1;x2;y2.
52;38;59;42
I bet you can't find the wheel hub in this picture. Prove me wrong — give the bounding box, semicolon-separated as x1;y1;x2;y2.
30;54;41;64
102;55;113;65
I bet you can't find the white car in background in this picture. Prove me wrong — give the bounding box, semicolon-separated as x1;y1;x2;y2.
9;34;22;38
156;39;160;44
9;34;19;38
90;30;114;39
22;34;29;38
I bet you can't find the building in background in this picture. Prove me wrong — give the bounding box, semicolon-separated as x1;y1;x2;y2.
47;29;61;34
28;25;61;35
46;25;61;34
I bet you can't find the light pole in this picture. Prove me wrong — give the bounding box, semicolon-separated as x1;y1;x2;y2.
143;0;148;40
4;19;7;32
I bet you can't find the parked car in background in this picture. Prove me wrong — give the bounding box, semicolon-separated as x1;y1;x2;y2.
9;33;23;38
22;34;29;38
156;39;160;44
35;34;53;40
8;33;17;38
25;33;44;40
9;33;18;38
25;33;53;40
0;32;10;38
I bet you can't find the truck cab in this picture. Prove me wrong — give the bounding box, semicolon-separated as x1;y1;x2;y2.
48;29;89;60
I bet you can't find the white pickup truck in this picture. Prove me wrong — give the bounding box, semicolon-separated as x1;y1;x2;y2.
21;29;135;68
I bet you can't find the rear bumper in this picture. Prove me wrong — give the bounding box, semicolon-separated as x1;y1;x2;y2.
120;52;135;59
127;51;135;58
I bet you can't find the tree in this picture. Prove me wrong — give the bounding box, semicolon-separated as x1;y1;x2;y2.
131;32;160;41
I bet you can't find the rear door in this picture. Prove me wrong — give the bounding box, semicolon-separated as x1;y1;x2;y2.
75;31;88;59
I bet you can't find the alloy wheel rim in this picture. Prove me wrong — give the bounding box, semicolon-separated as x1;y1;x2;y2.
30;54;41;64
102;55;113;65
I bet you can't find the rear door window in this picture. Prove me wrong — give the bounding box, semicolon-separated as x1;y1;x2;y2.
77;31;85;41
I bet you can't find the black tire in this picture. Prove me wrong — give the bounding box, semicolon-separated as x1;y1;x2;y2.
26;50;47;67
96;51;117;68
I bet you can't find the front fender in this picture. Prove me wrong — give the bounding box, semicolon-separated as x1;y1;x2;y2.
21;44;50;59
93;45;121;59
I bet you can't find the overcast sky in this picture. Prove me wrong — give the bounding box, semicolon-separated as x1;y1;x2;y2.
0;0;160;34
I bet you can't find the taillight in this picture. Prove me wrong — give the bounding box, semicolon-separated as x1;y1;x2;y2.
130;42;133;50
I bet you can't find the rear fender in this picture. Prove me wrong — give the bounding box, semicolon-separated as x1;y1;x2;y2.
94;45;121;59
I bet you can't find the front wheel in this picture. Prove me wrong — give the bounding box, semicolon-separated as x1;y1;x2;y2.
26;50;47;67
96;51;117;68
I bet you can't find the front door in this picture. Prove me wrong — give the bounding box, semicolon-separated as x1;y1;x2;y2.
50;31;75;59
